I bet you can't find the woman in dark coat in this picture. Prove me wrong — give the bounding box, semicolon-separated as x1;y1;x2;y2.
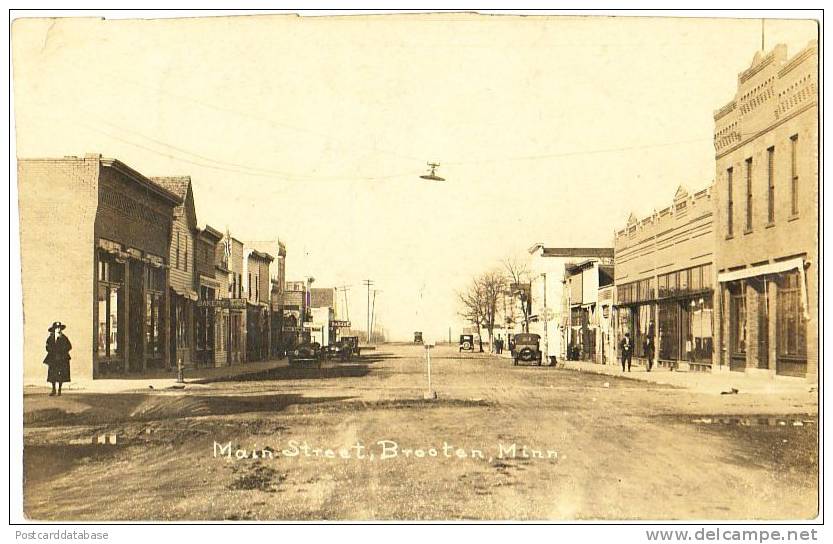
44;321;72;396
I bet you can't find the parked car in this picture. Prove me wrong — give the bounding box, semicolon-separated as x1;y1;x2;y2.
289;341;322;369
342;336;361;356
511;333;542;366
459;334;474;352
414;331;423;344
331;336;361;361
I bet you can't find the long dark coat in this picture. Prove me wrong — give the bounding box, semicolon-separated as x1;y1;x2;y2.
44;333;72;383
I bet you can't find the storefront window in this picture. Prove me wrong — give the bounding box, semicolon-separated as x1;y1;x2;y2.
144;266;165;359
777;272;806;360
702;264;713;290
690;267;702;291
730;286;747;355
97;252;123;361
687;298;713;362
658;302;679;360
176;299;189;349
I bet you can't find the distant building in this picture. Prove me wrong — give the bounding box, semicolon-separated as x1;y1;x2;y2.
243;247;273;362
613;185;716;372
18;155;181;381
712;42;819;380
194;225;223;366
564;260;614;363
527;245;614;361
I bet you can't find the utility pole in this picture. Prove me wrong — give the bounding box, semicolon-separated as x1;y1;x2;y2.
541;272;549;365
370;289;380;344
337;285;351;324
363;279;374;344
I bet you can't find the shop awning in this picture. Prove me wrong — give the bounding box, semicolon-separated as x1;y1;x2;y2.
717;257;809;320
172;286;199;301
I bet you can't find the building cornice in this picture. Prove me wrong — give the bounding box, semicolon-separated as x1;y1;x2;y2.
714;100;817;160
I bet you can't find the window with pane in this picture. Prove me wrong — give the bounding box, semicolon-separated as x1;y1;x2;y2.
144;266;165;358
790;135;799;215
777;271;806;359
745;158;753;231
730;285;747;355
727;167;734;235
658;302;679;360
176;298;189;349
97;252;124;360
687;297;713;362
767;146;775;223
702;264;713;290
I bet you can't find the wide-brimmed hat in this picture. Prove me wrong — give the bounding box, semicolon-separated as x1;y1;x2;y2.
48;321;66;332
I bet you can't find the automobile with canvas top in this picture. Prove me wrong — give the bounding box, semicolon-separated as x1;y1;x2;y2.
511;333;542;366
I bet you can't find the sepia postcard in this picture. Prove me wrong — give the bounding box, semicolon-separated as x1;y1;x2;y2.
10;10;821;527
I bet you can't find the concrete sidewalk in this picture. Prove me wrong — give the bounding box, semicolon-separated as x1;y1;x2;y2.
23;357;289;394
558;358;816;396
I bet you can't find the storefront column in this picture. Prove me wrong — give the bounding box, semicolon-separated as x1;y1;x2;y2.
652;302;659;369
123;260;131;373
716;284;730;373
744;281;757;373
163;267;171;370
767;279;778;375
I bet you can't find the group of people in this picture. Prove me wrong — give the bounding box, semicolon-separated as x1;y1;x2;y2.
618;332;655;373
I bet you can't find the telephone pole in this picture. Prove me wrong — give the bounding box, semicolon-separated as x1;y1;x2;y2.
337;285;351;322
370;289;381;343
363;279;374;343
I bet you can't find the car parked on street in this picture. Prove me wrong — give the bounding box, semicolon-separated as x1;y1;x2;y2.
332;336;361;361
459;334;474;352
289;341;323;369
511;333;542;366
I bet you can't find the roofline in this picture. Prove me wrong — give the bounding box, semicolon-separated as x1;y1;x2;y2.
100;158;182;205
198;225;224;242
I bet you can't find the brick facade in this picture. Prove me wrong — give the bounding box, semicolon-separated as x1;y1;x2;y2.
713;41;819;382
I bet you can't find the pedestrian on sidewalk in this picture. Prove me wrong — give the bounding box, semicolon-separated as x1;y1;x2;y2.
645;336;655;372
43;321;72;396
620;332;633;372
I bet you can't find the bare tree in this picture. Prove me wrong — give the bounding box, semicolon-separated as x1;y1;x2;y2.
503;257;532;333
477;270;507;351
457;280;486;352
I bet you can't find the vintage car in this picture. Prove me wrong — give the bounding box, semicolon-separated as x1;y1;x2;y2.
289;341;322;368
328;336;360;361
511;333;542;366
414;331;423;344
459;334;475;352
341;336;361;357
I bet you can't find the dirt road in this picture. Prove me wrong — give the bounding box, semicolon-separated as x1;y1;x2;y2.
22;344;818;520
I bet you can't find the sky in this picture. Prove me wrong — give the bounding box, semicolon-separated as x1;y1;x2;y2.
12;12;817;341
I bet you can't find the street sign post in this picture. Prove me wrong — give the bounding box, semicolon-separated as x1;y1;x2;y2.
423;339;437;400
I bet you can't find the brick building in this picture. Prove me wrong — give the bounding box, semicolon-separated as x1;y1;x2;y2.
712;42;819;380
613;185;715;371
18;155;181;381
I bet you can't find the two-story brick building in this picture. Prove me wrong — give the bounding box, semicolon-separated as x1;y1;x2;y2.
18;155;181;381
613;185;716;371
712;41;818;381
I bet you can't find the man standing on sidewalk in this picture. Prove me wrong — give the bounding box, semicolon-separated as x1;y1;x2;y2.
620;332;633;372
